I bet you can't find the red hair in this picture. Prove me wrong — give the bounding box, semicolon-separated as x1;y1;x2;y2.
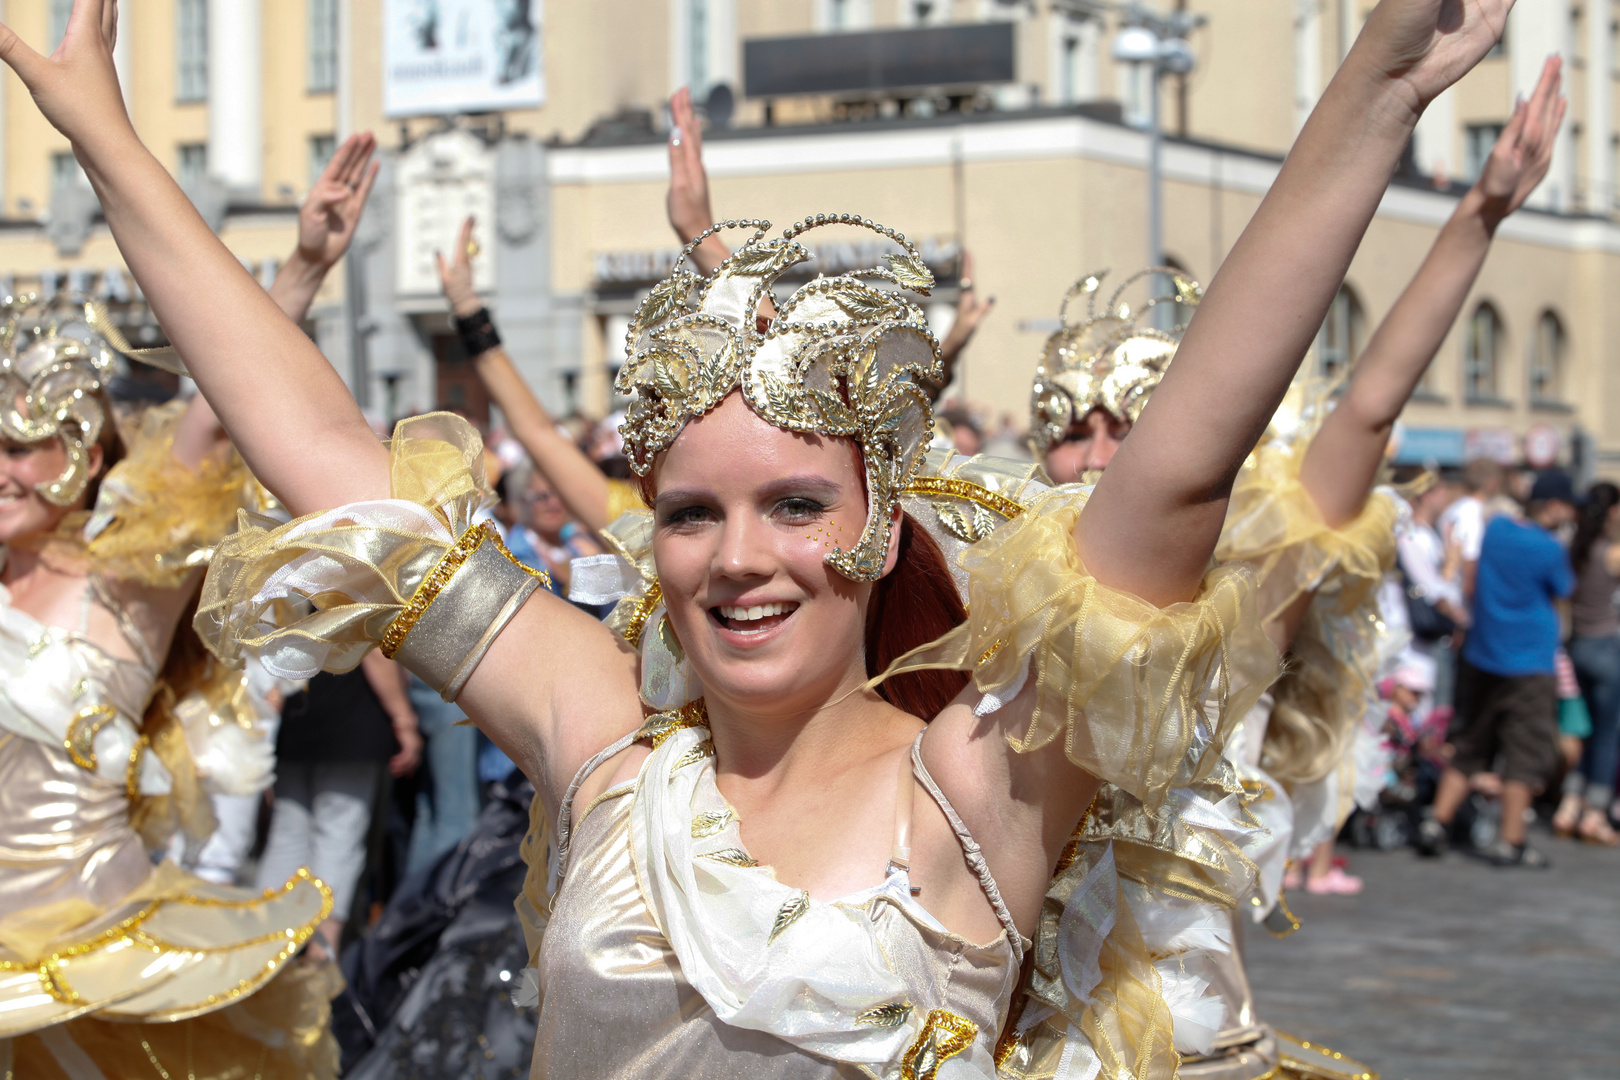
864;513;970;719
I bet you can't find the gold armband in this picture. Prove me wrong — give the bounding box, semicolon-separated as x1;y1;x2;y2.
381;522;551;700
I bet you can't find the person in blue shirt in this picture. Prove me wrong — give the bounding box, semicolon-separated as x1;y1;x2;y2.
1420;470;1579;867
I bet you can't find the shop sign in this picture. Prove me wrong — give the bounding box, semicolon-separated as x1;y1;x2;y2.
1463;427;1518;465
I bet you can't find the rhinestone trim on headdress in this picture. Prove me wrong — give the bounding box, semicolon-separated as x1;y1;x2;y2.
1027;268;1201;458
0;293;125;507
617;215;944;582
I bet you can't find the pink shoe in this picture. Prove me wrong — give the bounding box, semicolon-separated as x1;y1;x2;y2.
1305;867;1363;896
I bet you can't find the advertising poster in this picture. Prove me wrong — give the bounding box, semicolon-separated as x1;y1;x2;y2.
384;0;544;117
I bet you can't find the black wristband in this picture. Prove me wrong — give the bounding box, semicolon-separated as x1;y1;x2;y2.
454;306;502;357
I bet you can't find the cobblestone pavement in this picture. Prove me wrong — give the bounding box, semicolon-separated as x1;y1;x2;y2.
1245;831;1619;1080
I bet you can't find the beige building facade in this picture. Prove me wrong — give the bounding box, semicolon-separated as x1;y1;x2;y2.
1;0;1618;473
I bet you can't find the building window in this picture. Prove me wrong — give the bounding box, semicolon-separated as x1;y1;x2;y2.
177;143;209;188
1530;310;1565;404
1464;302;1503;401
49;0;73;49
817;0;872;31
687;0;711;95
308;0;339;93
51;151;85;190
309;134;337;188
1054;15;1098;105
1464;124;1504;182
1317;285;1364;380
176;0;208;103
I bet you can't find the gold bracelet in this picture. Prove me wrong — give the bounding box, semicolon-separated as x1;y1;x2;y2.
381;522;551;661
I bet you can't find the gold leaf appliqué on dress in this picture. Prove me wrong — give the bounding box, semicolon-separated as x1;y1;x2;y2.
672;738;715;772
691;809;735;838
856;1002;913;1028
697;849;760;868
767;891;810;945
900;1009;978;1080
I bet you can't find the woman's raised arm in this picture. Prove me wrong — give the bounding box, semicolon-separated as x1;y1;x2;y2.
170;133;382;471
1076;0;1515;607
0;0;388;515
435;217;618;532
1301;56;1564;528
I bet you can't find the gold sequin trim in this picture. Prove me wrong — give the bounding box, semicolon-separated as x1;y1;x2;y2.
623;580;664;650
904;476;1027;521
1265;887;1302;939
125;733;149;804
900;1008;978;1080
978;638;1007;666
380;522;552;660
634;699;709;748
0;868;333;1015
1274;1031;1378;1080
64;702;118;771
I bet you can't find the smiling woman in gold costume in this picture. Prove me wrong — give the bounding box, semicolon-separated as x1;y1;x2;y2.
0;123;384;1077
0;1;1520;1077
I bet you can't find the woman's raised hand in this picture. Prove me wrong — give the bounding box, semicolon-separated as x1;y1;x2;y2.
0;0;130;152
297;133;382;272
434;216;483;317
1478;56;1565;218
1355;0;1514;117
666;87;715;246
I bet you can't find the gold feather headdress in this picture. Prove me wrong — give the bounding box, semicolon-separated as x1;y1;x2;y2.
0;291;187;507
617;215;943;582
1027;267;1201;458
0;293;127;506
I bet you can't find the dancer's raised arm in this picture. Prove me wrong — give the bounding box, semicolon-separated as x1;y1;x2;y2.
1078;0;1514;607
267;132;380;324
435;216;618;531
169;133;380;471
0;0;388;514
1302;55;1564;527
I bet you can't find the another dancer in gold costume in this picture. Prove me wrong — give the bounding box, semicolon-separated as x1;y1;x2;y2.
1015;57;1565;1080
2;0;1517;1075
0;123;381;1077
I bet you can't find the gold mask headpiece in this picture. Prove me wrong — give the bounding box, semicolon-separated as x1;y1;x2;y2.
618;215;943;581
1027;268;1201;458
0;292;129;506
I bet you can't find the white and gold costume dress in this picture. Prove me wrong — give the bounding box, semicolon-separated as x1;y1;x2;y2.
1020;274;1391;1080
196;220;1276;1079
0;300;336;1080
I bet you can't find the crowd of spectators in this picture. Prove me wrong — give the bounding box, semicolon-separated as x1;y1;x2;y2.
1389;459;1620;868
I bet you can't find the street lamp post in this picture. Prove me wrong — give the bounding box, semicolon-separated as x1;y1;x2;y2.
1112;5;1203;307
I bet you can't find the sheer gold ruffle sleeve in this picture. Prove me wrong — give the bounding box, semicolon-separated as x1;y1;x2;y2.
195;412;489;678
81;400;271;589
871;484;1276;1080
885;486;1278;808
1215;437;1398;786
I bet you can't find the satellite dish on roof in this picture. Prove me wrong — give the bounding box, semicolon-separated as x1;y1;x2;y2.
705;83;735;129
